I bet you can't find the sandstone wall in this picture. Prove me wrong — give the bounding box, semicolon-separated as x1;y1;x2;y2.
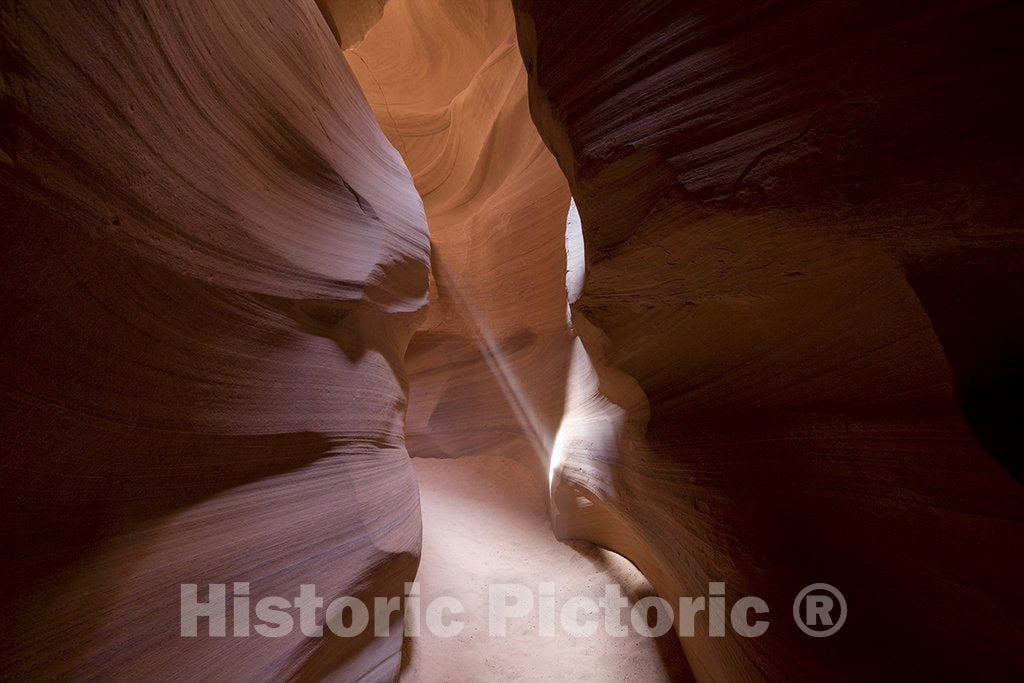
1;1;427;678
344;0;573;470
512;0;1024;679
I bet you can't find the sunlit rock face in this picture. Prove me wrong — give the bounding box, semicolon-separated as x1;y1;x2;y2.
0;1;427;679
513;0;1024;679
344;0;572;468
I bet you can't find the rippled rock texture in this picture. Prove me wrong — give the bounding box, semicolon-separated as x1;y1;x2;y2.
1;1;428;679
513;0;1024;679
4;0;1023;680
344;0;573;468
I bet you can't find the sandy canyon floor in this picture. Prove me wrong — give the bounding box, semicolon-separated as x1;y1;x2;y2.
401;455;691;681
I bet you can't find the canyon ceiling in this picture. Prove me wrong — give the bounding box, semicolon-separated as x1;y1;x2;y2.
2;0;1022;681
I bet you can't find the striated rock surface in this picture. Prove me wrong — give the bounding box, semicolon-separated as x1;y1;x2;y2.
4;0;1022;679
1;1;427;679
513;0;1024;679
344;0;573;468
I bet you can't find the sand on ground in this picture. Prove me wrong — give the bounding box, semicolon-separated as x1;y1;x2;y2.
401;455;692;682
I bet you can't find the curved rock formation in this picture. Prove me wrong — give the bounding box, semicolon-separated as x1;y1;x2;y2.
315;0;389;49
4;0;1022;679
513;0;1024;679
1;1;427;679
344;0;573;469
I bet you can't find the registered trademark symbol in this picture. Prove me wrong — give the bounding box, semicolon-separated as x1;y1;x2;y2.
793;583;847;637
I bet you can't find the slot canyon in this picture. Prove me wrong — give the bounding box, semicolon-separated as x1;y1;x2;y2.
1;0;1022;680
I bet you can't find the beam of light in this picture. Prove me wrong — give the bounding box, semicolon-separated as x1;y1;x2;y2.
429;198;587;499
431;255;555;468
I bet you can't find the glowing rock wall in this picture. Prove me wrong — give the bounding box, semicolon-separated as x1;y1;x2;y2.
344;0;573;469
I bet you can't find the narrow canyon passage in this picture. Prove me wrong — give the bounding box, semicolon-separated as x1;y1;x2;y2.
336;2;677;675
2;0;1022;681
404;455;690;681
